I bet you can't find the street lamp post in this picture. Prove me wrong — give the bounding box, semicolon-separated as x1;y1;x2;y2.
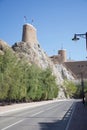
72;32;87;104
80;73;85;104
72;32;87;50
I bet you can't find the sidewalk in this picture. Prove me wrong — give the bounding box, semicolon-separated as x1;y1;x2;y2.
68;100;87;130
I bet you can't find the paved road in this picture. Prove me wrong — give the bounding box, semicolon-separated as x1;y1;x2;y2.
0;100;75;130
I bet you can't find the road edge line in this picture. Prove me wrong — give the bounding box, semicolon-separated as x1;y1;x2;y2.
65;101;76;130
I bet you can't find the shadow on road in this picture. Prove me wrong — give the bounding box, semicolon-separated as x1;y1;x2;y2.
67;101;87;130
39;103;75;130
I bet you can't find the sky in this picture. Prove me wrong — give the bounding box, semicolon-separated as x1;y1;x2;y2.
0;0;87;61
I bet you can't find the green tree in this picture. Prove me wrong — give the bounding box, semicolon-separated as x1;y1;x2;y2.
26;64;42;101
40;68;58;100
63;80;77;98
0;49;59;103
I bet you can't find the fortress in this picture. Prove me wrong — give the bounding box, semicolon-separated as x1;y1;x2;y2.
50;49;87;79
21;23;87;79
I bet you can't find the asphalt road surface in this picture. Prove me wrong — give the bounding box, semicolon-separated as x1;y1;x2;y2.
0;99;76;130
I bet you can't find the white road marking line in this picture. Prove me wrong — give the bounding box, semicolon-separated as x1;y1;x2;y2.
1;110;44;130
65;102;76;130
1;119;25;130
31;110;44;117
46;105;58;111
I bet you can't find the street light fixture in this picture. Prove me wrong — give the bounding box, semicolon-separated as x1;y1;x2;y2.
80;72;85;104
72;32;87;50
72;32;87;104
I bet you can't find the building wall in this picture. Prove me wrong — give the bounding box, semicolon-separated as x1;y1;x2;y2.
64;61;87;79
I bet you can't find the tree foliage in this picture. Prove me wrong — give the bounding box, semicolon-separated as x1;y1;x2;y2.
63;80;77;98
75;80;87;98
0;50;58;103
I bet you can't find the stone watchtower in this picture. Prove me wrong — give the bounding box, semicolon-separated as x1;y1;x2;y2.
50;49;67;64
58;49;67;63
22;23;37;45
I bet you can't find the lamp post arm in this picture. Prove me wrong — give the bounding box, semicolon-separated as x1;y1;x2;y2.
75;33;86;38
72;32;87;50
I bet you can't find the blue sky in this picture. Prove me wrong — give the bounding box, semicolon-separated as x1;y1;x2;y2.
0;0;87;61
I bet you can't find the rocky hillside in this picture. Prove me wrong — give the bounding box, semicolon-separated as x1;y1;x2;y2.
12;41;74;98
12;41;74;80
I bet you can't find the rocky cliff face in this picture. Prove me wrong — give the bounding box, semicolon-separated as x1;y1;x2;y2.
12;41;63;82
